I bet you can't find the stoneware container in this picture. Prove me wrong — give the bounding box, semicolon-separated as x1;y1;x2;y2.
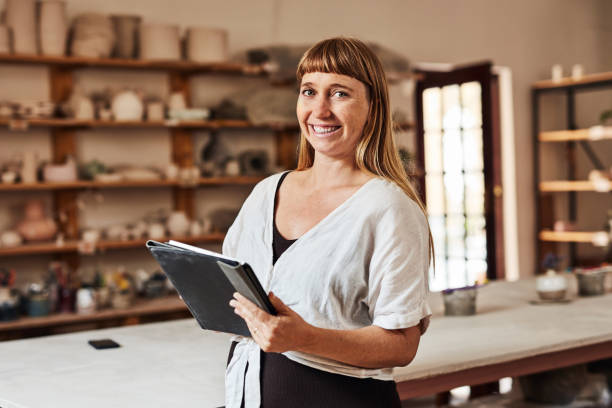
139;23;180;60
111;90;143;121
111;14;141;58
5;0;37;54
442;287;477;316
167;211;189;237
536;269;567;301
575;268;608;296
39;0;67;56
186;27;228;63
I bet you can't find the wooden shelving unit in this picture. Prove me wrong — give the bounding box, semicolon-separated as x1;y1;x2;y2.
539;180;612;192
0;53;293;340
532;71;612;268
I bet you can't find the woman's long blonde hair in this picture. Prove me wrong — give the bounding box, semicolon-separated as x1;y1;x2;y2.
296;37;434;266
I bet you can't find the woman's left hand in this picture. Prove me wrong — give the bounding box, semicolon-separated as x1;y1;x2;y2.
229;291;313;353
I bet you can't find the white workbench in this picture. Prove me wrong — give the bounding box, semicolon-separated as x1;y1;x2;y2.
0;279;610;407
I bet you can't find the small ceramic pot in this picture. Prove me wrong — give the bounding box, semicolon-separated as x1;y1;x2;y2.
165;163;179;180
167;211;190;237
21;151;38;183
1;171;17;184
140;23;180;60
112;90;143;121
442;287;477;316
0;230;23;248
576;269;607;296
536;270;567;300
186;27;228;63
225;159;241;176
111;292;132;309
148;223;166;239
146;101;165;121
76;288;96;314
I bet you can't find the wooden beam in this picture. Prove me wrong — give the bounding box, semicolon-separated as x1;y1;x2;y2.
275;130;298;169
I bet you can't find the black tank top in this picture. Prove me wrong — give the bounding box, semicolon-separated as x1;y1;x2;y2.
272;171;296;264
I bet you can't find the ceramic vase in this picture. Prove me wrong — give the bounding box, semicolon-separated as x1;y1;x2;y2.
21;151;38;183
186;27;228;63
5;0;37;54
70;13;115;58
111;15;141;59
17;199;58;241
167;211;189;236
140;23;180;60
39;0;67;56
0;25;11;54
111;90;143;121
536;269;567;301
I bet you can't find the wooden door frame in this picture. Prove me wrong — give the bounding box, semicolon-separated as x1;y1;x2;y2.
414;61;505;281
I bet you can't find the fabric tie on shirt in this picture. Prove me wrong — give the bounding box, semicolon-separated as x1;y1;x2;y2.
225;337;261;408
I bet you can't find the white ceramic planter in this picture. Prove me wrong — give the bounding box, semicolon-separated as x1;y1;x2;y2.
140;24;180;60
39;0;67;56
186;27;228;63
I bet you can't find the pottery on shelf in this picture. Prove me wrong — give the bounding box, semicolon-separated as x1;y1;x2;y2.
39;0;67;56
147;223;166;240
111;90;144;121
43;156;78;182
76;288;96;314
17;199;58;242
186;27;228;63
21;151;38;183
111;14;141;59
139;23;180;60
1;171;17;184
167;211;189;237
189;220;203;236
536;269;567;301
146;101;165;121
70;13;115;58
225;159;240;176
0;230;22;248
5;0;37;54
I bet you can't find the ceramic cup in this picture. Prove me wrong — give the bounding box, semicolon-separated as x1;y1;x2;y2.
186;27;228;63
140;23;180;60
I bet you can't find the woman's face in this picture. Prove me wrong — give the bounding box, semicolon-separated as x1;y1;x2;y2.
297;72;370;161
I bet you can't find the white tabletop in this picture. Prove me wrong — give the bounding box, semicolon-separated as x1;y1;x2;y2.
0;279;610;407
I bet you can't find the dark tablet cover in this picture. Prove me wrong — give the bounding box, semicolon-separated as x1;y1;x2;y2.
146;240;276;337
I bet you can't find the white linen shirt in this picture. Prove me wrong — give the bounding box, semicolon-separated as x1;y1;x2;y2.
223;172;431;408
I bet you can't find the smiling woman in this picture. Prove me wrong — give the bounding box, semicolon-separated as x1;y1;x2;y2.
223;37;433;408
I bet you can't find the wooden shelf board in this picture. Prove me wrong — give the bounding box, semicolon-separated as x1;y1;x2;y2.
539;230;606;243
0;53;264;74
539;180;612;192
538;129;612;142
0;295;188;332
0;177;263;191
0;118;299;130
0;234;225;256
533;71;612;89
